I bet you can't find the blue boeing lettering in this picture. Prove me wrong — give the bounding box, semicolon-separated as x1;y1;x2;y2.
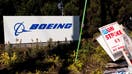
65;23;72;28
39;24;47;29
14;22;72;36
47;24;54;29
30;24;39;30
57;24;65;29
53;24;58;29
30;23;72;30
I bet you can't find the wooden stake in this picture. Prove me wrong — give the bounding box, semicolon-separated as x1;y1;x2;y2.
122;50;132;66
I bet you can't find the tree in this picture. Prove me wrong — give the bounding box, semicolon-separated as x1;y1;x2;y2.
64;0;79;15
40;2;59;15
82;0;101;38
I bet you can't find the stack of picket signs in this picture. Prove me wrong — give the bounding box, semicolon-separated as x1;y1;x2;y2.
96;22;132;73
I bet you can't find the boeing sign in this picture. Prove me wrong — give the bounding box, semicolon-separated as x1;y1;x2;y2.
3;16;79;44
14;22;72;36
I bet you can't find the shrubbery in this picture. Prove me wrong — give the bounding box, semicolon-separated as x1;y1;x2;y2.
0;35;110;74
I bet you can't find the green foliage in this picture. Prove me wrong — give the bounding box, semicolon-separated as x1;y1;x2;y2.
85;0;101;37
0;37;109;74
83;0;132;38
0;0;79;18
91;68;103;74
77;39;110;73
67;63;79;73
0;52;10;65
0;52;17;65
40;2;58;15
64;1;79;15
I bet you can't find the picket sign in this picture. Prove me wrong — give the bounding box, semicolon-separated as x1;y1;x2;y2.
97;22;132;67
96;34;132;65
99;22;125;54
97;22;125;61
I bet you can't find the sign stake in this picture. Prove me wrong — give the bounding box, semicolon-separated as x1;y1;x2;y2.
75;0;87;63
122;50;132;66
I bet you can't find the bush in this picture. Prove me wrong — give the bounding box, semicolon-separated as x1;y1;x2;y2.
0;37;110;74
0;52;17;65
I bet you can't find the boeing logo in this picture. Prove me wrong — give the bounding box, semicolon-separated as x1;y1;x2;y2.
14;22;30;36
14;22;72;36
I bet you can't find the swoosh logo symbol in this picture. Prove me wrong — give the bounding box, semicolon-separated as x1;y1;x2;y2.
14;22;30;36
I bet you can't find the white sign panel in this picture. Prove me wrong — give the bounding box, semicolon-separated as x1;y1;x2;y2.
96;35;122;61
3;16;79;44
99;22;125;53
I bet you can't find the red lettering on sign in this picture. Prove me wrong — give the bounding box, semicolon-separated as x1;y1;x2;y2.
114;38;120;43
105;30;123;40
107;26;114;32
118;46;125;50
115;30;122;36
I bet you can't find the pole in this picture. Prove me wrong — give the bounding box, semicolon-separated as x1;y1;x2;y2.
61;0;64;16
75;0;87;63
62;6;64;16
122;50;132;66
57;0;63;15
